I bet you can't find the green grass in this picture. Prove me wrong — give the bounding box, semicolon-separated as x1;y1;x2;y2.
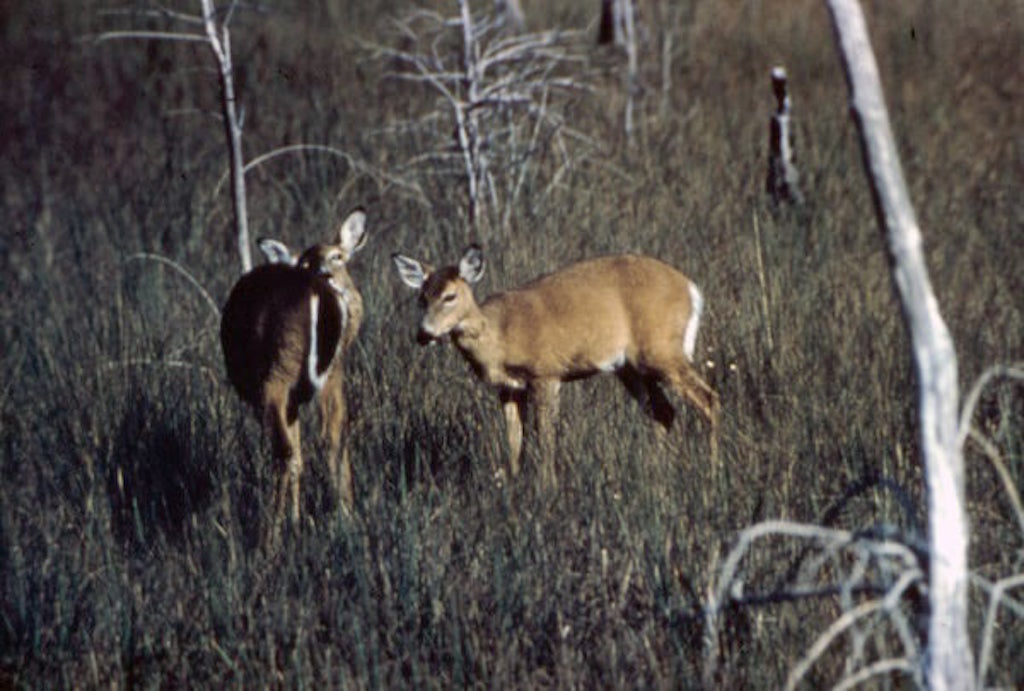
2;0;1022;687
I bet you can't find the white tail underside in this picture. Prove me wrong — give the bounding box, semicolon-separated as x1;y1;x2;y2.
683;282;703;362
307;294;328;392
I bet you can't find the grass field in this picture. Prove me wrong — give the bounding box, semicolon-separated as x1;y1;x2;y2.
2;0;1021;686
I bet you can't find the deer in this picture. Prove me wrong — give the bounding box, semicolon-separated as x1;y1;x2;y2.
392;245;720;486
220;208;367;532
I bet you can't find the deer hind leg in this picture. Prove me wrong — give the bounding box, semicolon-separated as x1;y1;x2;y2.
286;418;303;524
263;399;302;536
532;379;561;490
617;365;677;432
321;374;353;512
499;389;526;477
662;361;721;459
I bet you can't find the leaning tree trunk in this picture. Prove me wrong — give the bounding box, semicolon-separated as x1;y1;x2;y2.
825;1;974;689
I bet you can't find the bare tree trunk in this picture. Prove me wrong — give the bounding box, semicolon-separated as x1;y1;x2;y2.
457;0;486;231
202;0;252;273
621;0;638;143
825;1;974;689
766;67;803;206
96;1;254;274
597;0;639;142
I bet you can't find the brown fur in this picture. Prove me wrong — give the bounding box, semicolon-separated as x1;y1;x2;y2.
221;210;367;535
394;247;720;484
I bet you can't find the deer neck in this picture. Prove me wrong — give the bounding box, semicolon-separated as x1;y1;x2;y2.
451;304;521;389
324;273;363;347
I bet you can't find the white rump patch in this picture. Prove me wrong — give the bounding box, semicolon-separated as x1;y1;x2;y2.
683;283;704;362
597;351;626;373
307;294;329;392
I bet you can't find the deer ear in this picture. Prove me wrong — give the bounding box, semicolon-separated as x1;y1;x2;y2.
392;253;429;290
338;208;368;258
258;238;296;265
459;244;485;284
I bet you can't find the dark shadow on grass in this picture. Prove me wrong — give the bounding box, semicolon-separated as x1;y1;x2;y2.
106;387;217;548
358;409;486;508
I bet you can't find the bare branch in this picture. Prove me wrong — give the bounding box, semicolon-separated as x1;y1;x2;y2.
971;573;1024;618
217;144;429;206
957;362;1024;447
976;573;1024;688
704;519;926;687
783;567;923;691
966;428;1024;539
125;253;221;321
832;658;918;691
374;1;589;236
94;30;207;43
97;6;204;26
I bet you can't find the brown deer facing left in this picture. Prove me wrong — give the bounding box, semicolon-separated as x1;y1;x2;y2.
220;208;367;531
393;245;720;486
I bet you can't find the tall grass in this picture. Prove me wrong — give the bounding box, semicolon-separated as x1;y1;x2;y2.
1;0;1021;686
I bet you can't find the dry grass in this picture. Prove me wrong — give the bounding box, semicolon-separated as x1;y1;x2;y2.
1;0;1021;686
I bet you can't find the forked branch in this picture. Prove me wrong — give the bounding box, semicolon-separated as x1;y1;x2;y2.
703;520;925;687
370;0;589;237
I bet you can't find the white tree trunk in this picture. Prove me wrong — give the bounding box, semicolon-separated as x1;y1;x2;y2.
824;1;974;689
202;0;252;273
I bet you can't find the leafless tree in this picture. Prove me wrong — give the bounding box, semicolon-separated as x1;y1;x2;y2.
97;0;254;272
598;1;691;141
598;0;638;141
825;0;974;685
766;67;804;206
705;1;1024;687
373;0;592;237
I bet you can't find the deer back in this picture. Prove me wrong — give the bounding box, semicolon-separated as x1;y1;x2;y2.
220;264;347;410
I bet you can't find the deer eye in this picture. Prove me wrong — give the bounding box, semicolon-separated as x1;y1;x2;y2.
442;292;457;304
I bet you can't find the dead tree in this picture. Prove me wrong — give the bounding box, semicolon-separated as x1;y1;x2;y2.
200;0;251;273
97;0;253;272
376;1;590;237
825;0;974;688
766;66;804;206
598;0;639;142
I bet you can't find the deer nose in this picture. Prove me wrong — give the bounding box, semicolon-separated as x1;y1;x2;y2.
416;328;435;346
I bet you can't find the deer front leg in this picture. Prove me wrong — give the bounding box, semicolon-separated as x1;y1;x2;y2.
321;374;353;512
499;388;525;476
532;379;561;489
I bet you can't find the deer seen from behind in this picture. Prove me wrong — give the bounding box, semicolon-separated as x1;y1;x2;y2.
392;245;720;485
220;208;367;535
